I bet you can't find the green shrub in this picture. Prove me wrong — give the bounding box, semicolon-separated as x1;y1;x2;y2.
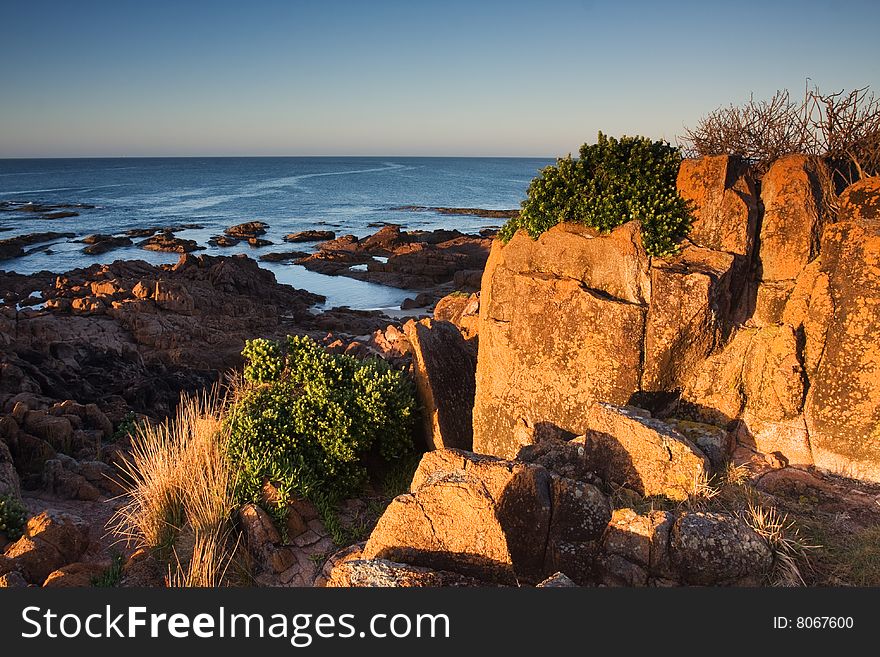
227;335;417;506
0;494;27;541
500;132;693;256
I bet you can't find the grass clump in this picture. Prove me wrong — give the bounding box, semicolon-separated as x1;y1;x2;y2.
226;335;417;509
500;132;693;256
742;502;818;586
0;494;27;541
110;390;240;587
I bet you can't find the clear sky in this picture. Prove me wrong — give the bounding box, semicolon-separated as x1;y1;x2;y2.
1;0;878;158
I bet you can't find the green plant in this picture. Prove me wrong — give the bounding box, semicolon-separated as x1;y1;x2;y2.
500;132;693;256
112;411;140;442
0;494;27;541
226;335;417;510
91;553;125;587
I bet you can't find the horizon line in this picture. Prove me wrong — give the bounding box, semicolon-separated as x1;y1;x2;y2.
0;154;559;161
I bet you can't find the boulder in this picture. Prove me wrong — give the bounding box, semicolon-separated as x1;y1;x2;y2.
543;474;611;583
669;511;772;585
602;508;675;578
3;511;90;584
43;561;108;587
364;449;609;584
0;438;20;502
326;558;489;587
403;318;476;450
225;221;268;239
803;177;880;478
474;225;646;459
153;280;195;314
662;418;734;470
642;245;738;392
82;235;133;255
535;572;577;587
754;155;832;324
22;411;72;450
41;459;102;501
0;570;28;587
434;292;480;340
238;503;297;576
364;450;553;584
138;232;203;253
283;230;335;243
578;403;711;500
676;155;759;257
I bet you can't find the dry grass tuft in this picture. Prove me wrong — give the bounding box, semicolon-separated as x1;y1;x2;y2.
743;502;819;587
110;389;241;587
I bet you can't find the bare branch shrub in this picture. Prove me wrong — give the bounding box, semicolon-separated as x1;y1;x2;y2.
681;84;880;188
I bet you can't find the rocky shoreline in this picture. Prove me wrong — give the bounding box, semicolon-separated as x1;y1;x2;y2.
2;167;880;589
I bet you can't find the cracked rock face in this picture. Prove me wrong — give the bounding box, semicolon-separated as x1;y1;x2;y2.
362;449;610;585
472;157;880;482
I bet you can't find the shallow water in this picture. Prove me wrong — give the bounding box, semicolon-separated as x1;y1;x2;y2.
0;157;549;309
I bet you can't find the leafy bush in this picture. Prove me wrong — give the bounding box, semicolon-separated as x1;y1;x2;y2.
227;335;417;506
500;132;693;256
0;494;27;541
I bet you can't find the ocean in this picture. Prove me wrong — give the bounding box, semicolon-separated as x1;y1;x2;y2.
0;157;550;310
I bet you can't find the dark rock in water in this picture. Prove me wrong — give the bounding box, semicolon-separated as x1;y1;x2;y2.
126;223;204;238
247;237;273;247
225;221;268;239
400;292;434;310
138;232;203;253
208;235;239;247
259;250;309;262
126;227;162;238
0;201;95;221
83;236;133;255
284;230;336;243
0;232;76;260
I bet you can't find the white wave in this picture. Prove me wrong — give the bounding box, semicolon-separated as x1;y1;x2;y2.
245;162;416;192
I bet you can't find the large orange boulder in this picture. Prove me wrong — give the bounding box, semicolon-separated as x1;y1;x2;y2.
676;155;759;256
578;403;710;500
754;155;833;324
362;449;610;584
642;245;737;392
473;223;647;459
3;511;89;584
403;318;476;451
804;177;880;478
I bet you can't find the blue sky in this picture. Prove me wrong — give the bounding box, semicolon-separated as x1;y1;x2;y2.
1;0;878;157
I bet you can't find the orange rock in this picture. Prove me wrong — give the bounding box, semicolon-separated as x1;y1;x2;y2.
473;225;646;459
433;292;480;339
759;155;832;282
43;561;108;587
804;177;880;479
676;155;759;256
642;245;737;391
364;450;555;584
3;510;89;584
579;403;710;500
403;318;476;451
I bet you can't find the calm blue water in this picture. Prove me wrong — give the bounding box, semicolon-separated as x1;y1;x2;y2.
0;157;549;310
